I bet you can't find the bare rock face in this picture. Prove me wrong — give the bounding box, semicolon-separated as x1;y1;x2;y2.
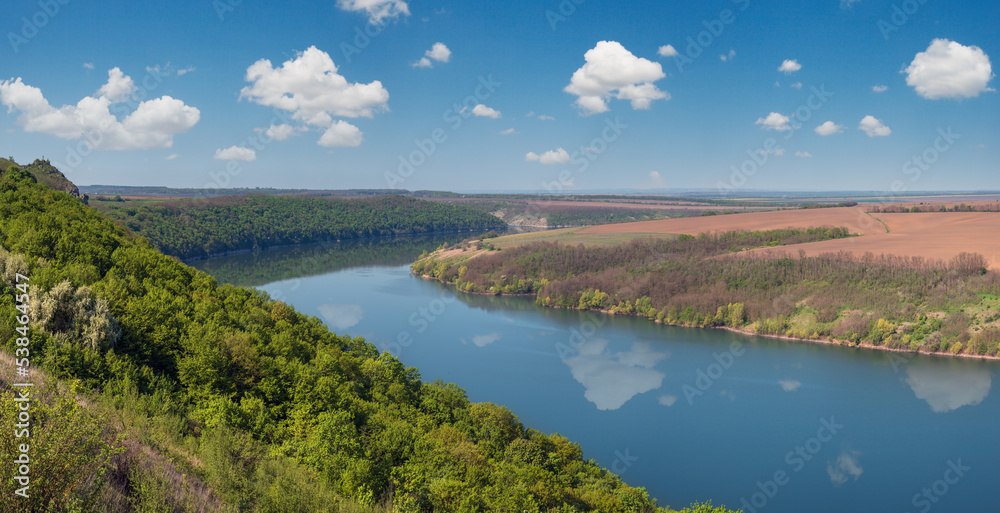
24;159;81;198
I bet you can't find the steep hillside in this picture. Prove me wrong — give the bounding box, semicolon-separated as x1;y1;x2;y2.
0;166;734;511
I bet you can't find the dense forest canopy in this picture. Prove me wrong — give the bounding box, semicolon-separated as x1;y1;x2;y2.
0;169;739;511
415;229;1000;358
94;194;507;259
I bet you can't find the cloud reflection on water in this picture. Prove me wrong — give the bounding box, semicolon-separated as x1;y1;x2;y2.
317;303;364;331
563;338;669;411
904;362;992;413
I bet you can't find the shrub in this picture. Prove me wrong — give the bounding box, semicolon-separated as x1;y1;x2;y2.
0;382;123;512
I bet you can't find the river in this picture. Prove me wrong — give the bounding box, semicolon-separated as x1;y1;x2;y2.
190;233;998;512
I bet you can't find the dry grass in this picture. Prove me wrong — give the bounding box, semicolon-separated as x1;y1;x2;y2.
490;227;678;249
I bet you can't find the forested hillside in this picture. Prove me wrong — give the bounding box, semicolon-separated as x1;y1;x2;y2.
414;230;1000;358
0;167;737;511
94;195;507;259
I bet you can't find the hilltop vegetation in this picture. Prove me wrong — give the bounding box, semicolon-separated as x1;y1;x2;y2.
414;228;1000;358
2;158;80;198
0;166;739;511
93;194;507;259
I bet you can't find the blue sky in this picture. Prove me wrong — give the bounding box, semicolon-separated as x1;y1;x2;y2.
1;0;997;192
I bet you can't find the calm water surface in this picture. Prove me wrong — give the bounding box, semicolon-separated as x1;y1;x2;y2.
192;235;998;512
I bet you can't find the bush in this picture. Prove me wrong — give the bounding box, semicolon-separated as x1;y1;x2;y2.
0;382;123;512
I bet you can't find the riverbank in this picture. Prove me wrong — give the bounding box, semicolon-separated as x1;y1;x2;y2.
180;228;495;262
414;271;1000;362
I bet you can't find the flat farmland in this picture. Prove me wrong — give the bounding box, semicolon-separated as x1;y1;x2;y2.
742;211;1000;269
575;206;1000;269
577;206;889;236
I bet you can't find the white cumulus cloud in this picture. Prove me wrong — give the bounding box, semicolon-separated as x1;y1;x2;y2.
318;120;364;147
904;39;994;99
526;148;570;164
872;84;888;93
336;0;409;23
795;151;812;158
426;42;451;62
471;104;501;118
815;121;844;136
657;44;678;57
239;46;388;147
658;394;677;407
264;123;296;141
214;146;257;161
500;128;517;135
778;59;802;74
565;41;669;115
414;42;451;68
755;112;791;131
648;170;665;188
858;115;891;137
0;69;199;150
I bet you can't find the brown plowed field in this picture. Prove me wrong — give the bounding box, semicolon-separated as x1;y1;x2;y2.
576;207;1000;269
